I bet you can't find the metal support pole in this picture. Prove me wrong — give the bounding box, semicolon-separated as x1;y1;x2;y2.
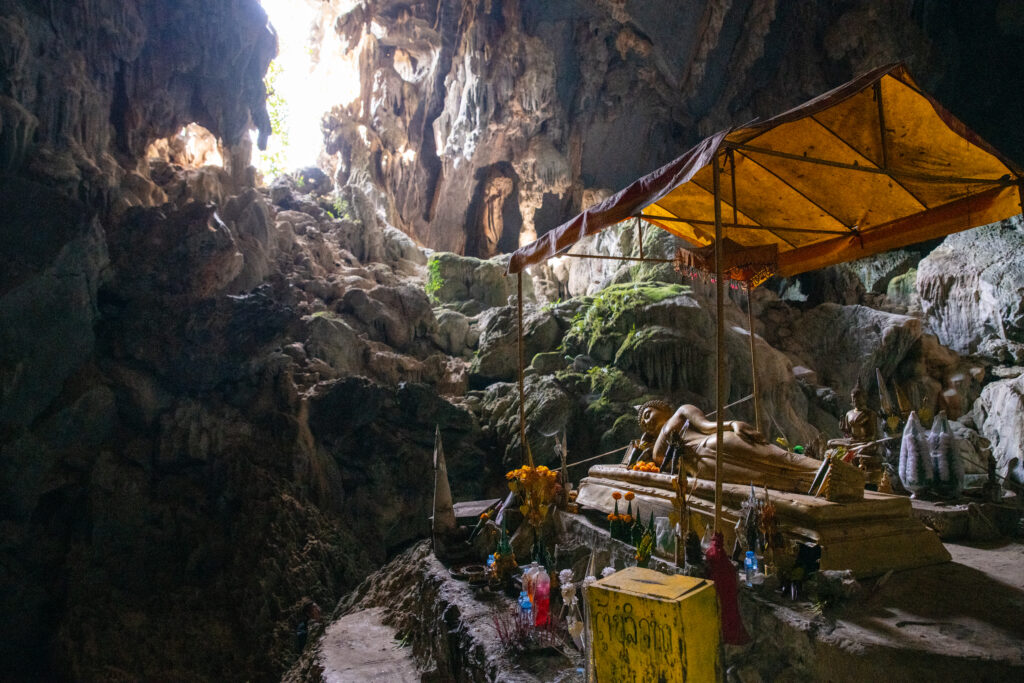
637;217;644;261
713;154;725;533
747;283;762;434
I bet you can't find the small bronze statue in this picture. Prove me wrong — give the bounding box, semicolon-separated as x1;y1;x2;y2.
828;383;883;488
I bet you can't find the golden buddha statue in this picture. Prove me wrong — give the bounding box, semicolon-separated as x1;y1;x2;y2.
828;384;883;486
836;385;880;452
574;400;947;579
635;400;823;493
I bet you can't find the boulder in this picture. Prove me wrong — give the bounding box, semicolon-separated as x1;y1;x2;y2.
475;373;575;468
564;223;636;297
530;350;568;374
305;313;367;376
470;304;561;383
972;374;1024;486
341;283;435;352
426;251;530;310
224;188;277;292
766;303;923;397
432;308;473;356
917;217;1024;354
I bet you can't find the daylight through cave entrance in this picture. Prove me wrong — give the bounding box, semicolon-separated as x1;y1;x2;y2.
253;0;363;180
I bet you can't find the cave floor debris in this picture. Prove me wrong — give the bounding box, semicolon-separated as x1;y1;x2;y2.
317;607;419;683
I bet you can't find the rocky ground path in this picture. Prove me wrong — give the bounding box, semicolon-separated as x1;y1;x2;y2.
317;607;419;683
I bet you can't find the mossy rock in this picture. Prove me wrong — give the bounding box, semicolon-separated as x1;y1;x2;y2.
601;412;642;453
470;306;560;383
425;252;529;307
531;351;568;374
584;365;644;403
630;228;687;282
562;281;691;358
613;325;713;395
887;268;918;307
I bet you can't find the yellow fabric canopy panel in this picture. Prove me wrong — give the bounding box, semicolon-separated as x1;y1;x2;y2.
509;64;1023;278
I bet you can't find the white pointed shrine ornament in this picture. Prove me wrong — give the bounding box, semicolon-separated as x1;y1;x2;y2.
432;426;457;549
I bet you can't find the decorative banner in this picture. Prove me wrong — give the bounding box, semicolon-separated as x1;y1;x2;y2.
673;240;777;288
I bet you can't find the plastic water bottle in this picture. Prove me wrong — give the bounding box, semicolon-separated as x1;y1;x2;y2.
744;551;758;586
533;569;551;626
518;590;533;626
523;562;541;603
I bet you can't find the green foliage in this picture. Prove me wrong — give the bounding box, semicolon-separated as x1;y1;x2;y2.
425;257;445;302
325;195;353;221
582;365;636;415
561;282;689;355
254;59;289;181
540;298;562;313
584;365;622;394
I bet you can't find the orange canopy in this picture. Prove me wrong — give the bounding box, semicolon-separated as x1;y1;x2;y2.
508;64;1023;278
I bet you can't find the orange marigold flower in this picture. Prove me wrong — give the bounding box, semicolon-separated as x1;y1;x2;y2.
624;492;635;501
607;513;615;521
612;491;622;500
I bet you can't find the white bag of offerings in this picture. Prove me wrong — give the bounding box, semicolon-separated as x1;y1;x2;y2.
929;411;964;497
899;411;933;496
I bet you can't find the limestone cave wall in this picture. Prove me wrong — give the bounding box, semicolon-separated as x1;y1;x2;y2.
317;0;1023;257
0;1;492;680
2;0;1023;681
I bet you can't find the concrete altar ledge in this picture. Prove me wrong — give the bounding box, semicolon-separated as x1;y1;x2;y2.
557;511;1024;682
910;496;1022;541
575;464;951;577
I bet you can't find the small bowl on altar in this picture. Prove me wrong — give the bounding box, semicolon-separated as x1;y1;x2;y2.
462;564;489;586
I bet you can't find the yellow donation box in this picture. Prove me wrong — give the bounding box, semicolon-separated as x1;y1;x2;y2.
587;567;721;682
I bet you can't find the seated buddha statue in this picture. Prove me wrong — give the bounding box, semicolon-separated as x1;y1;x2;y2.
828;385;883;487
636;400;823;493
832;385;880;453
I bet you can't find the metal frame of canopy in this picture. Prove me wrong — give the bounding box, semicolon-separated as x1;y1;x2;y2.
506;63;1024;540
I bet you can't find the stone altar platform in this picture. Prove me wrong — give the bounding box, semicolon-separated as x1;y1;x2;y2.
557;511;1024;682
575;464;950;577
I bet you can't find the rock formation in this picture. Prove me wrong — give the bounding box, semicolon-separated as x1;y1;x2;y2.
2;0;1024;680
0;2;493;679
315;0;1023;257
917;216;1024;358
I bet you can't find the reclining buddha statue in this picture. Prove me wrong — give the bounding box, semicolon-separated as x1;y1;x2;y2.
573;400;946;578
633;400;826;494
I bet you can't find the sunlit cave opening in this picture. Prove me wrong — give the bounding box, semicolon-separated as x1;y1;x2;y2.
252;0;363;181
